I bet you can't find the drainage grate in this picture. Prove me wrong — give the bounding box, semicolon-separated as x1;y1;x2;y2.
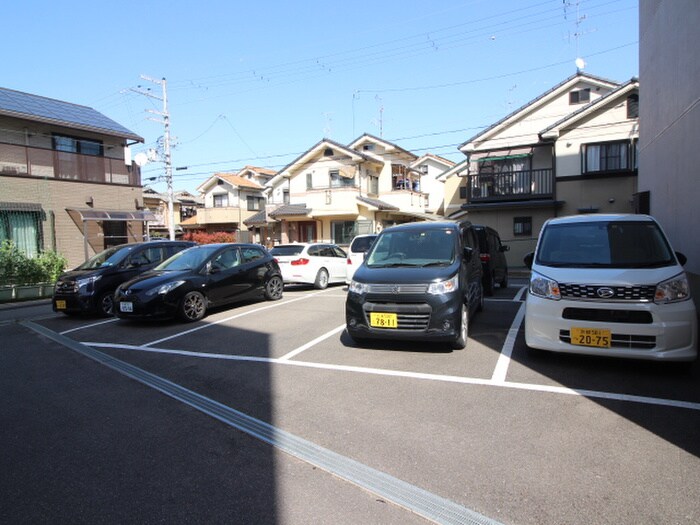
24;321;503;525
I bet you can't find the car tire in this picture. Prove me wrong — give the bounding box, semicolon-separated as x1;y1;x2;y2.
178;291;207;322
97;290;115;317
264;275;284;301
314;268;329;290
483;271;494;296
500;271;509;289
451;303;468;350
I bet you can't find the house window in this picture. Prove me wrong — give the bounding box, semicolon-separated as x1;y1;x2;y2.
368;175;378;195
514;216;532;236
459;185;468;199
52;134;103;156
247;196;265;211
627;94;639;119
213;194;228;207
329;169;354;188
331;220;355;245
363;144;374;151
283;189;290;204
583;141;631;173
569;88;590;104
0;208;44;258
306;173;313;190
103;220;128;248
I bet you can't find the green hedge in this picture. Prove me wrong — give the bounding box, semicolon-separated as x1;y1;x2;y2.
0;241;67;286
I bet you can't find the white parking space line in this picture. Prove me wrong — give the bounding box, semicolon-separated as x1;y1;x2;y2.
82;341;700;412
278;324;347;361
491;302;525;383
60;317;119;335
143;291;332;347
514;285;527;302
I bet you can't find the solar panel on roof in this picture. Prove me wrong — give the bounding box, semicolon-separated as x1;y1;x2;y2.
0;87;142;141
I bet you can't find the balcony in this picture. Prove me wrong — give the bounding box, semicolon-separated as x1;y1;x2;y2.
467;168;553;203
0;142;141;186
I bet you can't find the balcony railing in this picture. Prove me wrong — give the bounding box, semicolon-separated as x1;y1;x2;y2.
0;142;141;186
467;168;553;202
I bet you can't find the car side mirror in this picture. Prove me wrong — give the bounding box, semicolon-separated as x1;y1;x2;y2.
523;252;534;269
500;245;510;252
676;251;687;266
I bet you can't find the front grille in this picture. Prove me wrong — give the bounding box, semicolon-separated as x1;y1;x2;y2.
560;330;656;349
562;307;653;324
55;280;78;293
559;283;656;302
363;302;432;331
367;283;429;294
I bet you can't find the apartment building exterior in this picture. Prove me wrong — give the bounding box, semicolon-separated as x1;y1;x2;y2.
440;72;640;268
246;134;444;247
0;87;148;269
639;0;700;303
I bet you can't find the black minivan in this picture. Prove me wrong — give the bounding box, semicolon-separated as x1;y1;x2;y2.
53;240;195;316
345;220;483;349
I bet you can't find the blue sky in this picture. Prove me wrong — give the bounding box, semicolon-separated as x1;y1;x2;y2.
5;0;638;194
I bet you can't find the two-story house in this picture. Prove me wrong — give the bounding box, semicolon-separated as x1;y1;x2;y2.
142;187;202;238
194;166;275;240
440;72;640;268
247;134;443;247
0;87;149;269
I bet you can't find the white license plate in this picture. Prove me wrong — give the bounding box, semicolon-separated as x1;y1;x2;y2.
119;302;133;313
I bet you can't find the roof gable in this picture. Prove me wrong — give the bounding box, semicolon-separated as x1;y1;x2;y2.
460;72;620;152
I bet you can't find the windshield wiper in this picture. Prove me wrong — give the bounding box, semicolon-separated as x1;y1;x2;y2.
421;261;449;267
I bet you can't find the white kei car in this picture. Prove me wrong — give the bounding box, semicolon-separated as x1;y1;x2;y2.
270;243;347;289
345;234;377;284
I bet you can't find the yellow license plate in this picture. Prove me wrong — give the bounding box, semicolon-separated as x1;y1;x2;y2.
570;327;611;348
370;312;398;328
55;300;66;310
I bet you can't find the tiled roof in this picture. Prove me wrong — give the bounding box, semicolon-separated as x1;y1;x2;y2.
216;173;264;190
356;196;399;211
269;204;310;217
0;87;143;142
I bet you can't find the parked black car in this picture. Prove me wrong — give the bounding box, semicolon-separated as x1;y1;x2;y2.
473;225;509;295
346;220;483;350
53;240;196;317
114;243;283;322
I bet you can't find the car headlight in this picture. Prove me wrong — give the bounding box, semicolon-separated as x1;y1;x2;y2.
349;280;369;295
427;274;458;295
529;271;561;300
76;275;101;291
655;273;691;304
146;280;185;296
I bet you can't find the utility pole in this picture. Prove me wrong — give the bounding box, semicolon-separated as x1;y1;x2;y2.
133;76;175;240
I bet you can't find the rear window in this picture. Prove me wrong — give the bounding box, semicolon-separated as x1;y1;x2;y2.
350;235;377;253
270;245;304;256
536;220;676;268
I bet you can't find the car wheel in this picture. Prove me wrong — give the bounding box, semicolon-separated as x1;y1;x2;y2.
264;275;284;301
500;271;509;288
477;283;484;312
178;291;206;322
483;271;494;296
451;303;468;350
314;268;329;290
97;290;115;317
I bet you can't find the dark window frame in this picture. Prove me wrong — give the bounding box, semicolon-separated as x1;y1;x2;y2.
52;133;104;156
514;216;532;236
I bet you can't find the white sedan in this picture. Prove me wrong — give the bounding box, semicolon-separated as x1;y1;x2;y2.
270;243;347;289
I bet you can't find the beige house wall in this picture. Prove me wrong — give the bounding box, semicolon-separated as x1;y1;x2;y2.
2;176;144;269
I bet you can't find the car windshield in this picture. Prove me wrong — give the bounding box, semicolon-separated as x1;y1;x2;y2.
156;245;219;271
366;229;455;267
76;246;130;270
270;245;305;256
536;220;676;268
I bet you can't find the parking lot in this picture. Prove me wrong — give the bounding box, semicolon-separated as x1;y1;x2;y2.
2;279;699;524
